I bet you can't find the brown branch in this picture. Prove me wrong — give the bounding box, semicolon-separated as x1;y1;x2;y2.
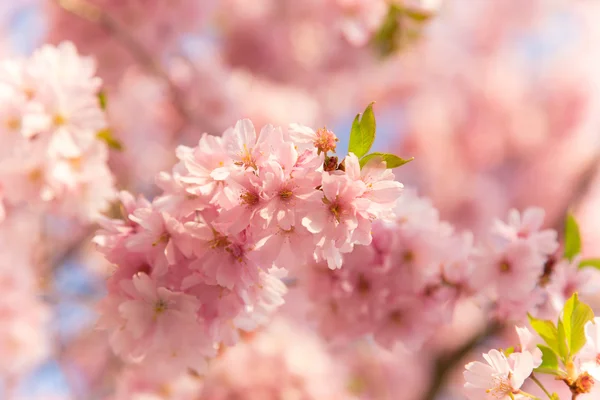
54;0;193;129
551;151;600;232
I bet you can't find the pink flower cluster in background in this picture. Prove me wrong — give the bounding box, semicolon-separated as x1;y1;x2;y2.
0;41;114;222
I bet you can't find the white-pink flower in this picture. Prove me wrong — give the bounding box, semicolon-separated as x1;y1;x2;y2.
515;326;543;368
493;207;558;256
579;318;600;380
302;171;368;269
464;349;534;400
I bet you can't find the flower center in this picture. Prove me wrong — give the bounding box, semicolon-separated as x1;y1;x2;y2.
154;299;168;315
314;127;338;154
279;189;294;202
209;231;230;249
28;168;43;182
240;190;259;206
5;118;20;131
53;114;67;126
238;144;257;169
388;310;403;325
499;261;511;273
486;376;513;398
403;251;414;263
152;232;170;247
356;274;370;294
227;244;244;262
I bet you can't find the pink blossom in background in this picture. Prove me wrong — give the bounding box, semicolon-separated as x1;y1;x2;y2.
1;1;600;399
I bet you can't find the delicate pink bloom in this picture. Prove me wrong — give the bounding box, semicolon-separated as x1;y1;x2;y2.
464;349;534;400
344;153;404;219
224;119;284;169
473;241;545;302
215;170;267;234
547;256;600;314
199;318;349;400
177;133;233;199
302;172;368;269
579;318;600;380
493;207;559;256
515;326;543;368
258;159;320;230
97;273;211;365
288;123;339;154
255;224;316;271
126;207;195;276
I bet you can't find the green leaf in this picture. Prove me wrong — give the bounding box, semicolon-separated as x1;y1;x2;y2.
564;213;581;261
561;292;594;358
550;394;560;400
528;314;561;357
579;258;600;270
372;5;402;57
403;8;434;23
348;103;376;159
97;129;124;151
359;152;414;169
557;318;568;363
98;91;107;110
534;345;559;375
502;347;515;357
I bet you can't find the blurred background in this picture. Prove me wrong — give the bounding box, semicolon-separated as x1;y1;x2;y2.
2;0;600;399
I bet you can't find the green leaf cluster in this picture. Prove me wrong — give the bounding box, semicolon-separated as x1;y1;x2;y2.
564;213;581;261
348;103;413;170
528;293;594;377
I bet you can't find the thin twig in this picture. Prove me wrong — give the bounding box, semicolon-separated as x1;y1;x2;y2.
530;373;553;399
551;151;600;232
54;0;193;129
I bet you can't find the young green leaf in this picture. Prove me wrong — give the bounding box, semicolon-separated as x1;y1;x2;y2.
98;91;107;110
372;5;402;57
359;152;414;169
97;129;124;151
502;347;515;357
579;259;600;270
528;314;561;357
561;293;594;358
348;103;376;159
534;345;560;375
557;318;568;363
564;213;581;261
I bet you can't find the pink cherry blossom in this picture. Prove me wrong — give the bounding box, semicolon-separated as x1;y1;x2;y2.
464;349;534;400
302;171;369;269
515;326;543;368
579;318;600;381
492;207;559;256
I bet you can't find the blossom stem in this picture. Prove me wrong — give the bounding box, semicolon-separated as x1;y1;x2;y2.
517;390;542;400
530;373;553;399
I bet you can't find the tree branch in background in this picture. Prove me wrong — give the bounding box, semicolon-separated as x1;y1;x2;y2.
552;151;600;232
54;0;194;130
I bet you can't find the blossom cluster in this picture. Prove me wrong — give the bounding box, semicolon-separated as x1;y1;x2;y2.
0;41;115;222
298;190;600;352
93;118;404;376
298;189;469;349
465;297;600;399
